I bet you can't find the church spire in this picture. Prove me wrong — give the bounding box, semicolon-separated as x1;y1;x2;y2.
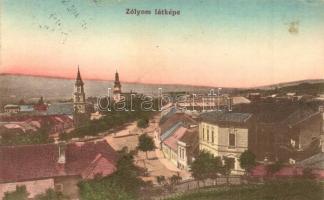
115;70;120;83
75;65;84;86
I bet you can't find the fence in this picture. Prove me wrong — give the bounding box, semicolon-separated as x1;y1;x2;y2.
143;175;244;200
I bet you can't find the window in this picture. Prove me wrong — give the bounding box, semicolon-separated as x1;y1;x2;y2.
211;130;214;143
202;128;205;140
207;129;209;141
229;128;236;148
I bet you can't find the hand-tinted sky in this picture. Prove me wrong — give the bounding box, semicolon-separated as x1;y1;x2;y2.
1;0;324;87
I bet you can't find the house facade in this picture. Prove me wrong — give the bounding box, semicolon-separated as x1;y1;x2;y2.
0;140;117;199
159;113;199;170
4;105;20;113
199;111;253;174
177;126;199;170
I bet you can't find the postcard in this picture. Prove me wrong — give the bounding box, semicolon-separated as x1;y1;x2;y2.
0;0;323;200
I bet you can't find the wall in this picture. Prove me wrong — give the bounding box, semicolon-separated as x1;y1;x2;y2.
199;122;248;174
54;176;81;199
0;179;54;199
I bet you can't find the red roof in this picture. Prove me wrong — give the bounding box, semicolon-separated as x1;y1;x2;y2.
0;115;73;130
34;104;48;111
0;140;118;183
160;113;197;134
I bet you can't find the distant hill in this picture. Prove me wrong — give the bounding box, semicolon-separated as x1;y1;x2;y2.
0;74;216;102
0;74;323;104
241;81;324;96
251;79;324;90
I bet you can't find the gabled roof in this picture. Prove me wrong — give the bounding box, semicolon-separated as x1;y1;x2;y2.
0;140;118;183
163;126;187;151
160;121;183;141
160;113;197;135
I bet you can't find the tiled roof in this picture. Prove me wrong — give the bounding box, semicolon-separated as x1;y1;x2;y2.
163;126;187;151
284;108;320;127
160;122;182;141
0;140;118;183
178;127;198;144
160;113;197;135
297;152;324;170
0;115;73;128
200;111;252;125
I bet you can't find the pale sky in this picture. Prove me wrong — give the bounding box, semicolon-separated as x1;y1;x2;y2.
1;0;324;87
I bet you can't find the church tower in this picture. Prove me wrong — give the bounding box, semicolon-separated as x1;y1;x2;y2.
113;70;122;102
73;66;88;127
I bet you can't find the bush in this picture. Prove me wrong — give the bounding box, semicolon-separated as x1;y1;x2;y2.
3;185;29;200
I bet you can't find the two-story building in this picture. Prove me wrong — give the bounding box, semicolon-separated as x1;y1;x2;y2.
199;111;253;174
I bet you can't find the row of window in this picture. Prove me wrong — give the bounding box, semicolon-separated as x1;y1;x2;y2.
178;147;185;159
201;125;236;147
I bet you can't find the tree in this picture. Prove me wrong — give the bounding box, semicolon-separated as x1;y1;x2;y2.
38;96;44;105
190;151;223;186
18;99;26;105
239;150;256;174
156;176;166;185
266;160;284;177
78;151;144;200
168;174;182;191
137;118;149;129
138;133;155;159
3;185;29;200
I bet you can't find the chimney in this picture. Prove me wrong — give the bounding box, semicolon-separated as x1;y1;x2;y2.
58;142;66;164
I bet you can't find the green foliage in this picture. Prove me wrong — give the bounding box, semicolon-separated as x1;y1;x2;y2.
34;189;68;200
138;133;155;158
266;160;284;176
78;151;145;200
0;128;52;146
166;180;324;200
61;97;158;141
137;118;149;128
239;150;256;173
3;185;29;200
156;175;166;185
169;174;182;185
191;151;223;181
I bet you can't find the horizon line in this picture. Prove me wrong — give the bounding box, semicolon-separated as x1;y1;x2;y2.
0;72;323;90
